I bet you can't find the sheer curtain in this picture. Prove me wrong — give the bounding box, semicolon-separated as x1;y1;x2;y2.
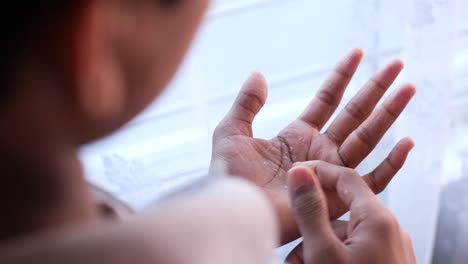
81;0;468;263
390;1;462;263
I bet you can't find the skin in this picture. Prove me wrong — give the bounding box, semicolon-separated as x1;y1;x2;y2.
0;1;280;263
0;0;210;240
211;48;416;243
0;0;416;262
284;162;416;264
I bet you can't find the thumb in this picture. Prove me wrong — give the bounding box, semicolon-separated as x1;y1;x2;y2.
214;72;268;138
287;166;343;262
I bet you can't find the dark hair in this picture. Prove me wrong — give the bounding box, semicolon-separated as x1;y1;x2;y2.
1;0;181;108
0;3;74;107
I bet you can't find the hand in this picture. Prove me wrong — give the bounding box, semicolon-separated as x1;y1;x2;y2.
211;48;416;243
1;178;278;264
284;162;416;264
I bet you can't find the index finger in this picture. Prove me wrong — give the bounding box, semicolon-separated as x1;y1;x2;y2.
298;161;379;211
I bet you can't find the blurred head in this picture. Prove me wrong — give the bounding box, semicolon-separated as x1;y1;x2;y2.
1;0;209;144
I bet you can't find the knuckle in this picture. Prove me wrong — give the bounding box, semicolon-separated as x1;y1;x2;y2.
240;90;264;113
293;190;325;221
355;126;374;148
366;171;381;194
385;155;400;173
335;68;353;79
339;167;360;182
371;210;397;232
316;89;338;106
345;101;367;121
369;78;387;91
382;104;399;119
325;129;340;144
337;149;351;167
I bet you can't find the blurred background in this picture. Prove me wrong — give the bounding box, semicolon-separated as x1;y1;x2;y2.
81;0;468;263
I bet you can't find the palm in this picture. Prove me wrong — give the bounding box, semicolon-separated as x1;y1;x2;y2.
211;49;415;243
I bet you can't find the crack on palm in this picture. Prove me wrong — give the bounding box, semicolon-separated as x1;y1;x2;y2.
261;136;295;187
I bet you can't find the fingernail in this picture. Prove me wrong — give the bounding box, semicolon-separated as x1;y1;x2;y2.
292;162;308;167
292;162;302;167
288;167;315;195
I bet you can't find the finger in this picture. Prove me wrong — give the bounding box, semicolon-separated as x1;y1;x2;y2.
362;137;415;194
325;60;404;145
299;48;364;130
338;83;416;168
331;220;349;241
293;161;378;211
215;72;268;138
293;162;401;253
287;166;343;254
284;243;304;264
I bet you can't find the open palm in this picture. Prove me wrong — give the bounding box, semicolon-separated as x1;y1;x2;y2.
210;49;415;243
